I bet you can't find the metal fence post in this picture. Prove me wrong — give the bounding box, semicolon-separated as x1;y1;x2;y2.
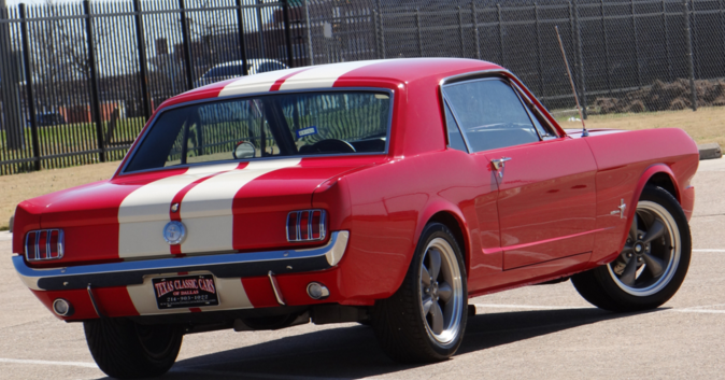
664;0;672;82
304;0;314;64
83;0;105;163
471;1;481;60
631;0;642;88
179;0;194;90
683;0;697;111
19;3;40;170
415;8;423;57
376;0;385;59
535;2;544;96
601;0;613;95
282;0;294;67
458;6;465;57
497;3;505;66
0;1;25;151
235;0;249;75
574;1;587;119
133;0;151;120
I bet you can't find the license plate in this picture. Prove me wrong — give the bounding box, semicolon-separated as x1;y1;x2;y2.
152;274;219;309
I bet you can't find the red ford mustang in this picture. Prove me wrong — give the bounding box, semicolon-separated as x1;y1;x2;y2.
12;58;698;378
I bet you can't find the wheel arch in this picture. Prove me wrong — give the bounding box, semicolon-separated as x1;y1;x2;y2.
620;164;682;251
416;202;471;278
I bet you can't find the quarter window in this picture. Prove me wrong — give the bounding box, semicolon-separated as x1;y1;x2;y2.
443;78;540;152
443;103;467;152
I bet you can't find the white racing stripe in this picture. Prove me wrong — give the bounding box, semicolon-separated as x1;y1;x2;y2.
218;68;308;97
0;357;98;369
278;60;383;91
178;158;301;254
118;163;239;259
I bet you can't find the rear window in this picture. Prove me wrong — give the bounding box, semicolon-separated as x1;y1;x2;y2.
124;91;392;173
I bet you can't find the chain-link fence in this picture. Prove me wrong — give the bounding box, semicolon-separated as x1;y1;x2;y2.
0;0;722;174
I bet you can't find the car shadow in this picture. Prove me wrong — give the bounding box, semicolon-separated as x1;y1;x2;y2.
94;307;659;380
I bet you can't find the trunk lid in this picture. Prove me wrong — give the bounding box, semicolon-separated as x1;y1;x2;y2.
24;157;381;265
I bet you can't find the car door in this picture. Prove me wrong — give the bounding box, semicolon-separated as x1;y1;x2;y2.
443;77;598;270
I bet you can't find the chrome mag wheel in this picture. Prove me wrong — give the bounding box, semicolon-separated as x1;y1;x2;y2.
608;200;681;297
419;237;464;347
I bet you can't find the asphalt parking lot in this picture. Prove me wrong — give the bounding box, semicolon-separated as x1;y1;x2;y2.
1;158;724;380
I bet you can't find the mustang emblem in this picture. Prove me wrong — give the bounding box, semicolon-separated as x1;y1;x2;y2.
610;199;626;219
163;221;186;245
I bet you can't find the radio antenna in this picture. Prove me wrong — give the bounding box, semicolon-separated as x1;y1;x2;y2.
555;25;588;137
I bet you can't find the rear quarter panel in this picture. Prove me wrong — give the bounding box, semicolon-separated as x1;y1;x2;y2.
584;128;699;264
312;149;497;303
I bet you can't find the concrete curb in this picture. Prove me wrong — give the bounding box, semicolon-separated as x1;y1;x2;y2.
699;143;722;160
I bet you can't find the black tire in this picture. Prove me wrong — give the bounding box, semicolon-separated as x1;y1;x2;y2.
371;223;468;363
572;186;691;312
84;318;184;379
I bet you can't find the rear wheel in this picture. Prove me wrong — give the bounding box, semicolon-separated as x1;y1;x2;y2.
372;223;467;363
572;186;691;312
84;318;184;379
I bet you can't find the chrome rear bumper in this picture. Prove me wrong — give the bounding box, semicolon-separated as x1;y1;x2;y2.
14;231;349;291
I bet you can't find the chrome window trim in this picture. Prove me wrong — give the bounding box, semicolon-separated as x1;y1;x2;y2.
509;81;560;140
440;76;541;154
118;87;395;176
15;230;349;292
441;98;473;154
440;68;561;139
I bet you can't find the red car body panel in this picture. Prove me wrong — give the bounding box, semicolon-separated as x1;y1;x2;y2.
11;58;699;322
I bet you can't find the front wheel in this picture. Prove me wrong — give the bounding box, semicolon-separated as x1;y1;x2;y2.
372;223;468;363
84;318;184;379
572;186;691;312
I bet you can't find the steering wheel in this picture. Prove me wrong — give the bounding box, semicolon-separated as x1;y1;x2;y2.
303;139;356;154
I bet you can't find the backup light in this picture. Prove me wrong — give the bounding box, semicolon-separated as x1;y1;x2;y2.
287;210;326;242
25;229;64;261
52;298;73;316
307;282;330;300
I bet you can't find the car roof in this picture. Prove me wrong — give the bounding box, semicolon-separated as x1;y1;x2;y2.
210;58;285;69
160;58;503;109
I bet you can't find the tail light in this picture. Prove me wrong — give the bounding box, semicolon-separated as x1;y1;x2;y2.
25;229;64;261
287;210;326;242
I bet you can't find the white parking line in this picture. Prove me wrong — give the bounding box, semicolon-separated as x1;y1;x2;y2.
473;303;582;310
473;303;725;314
693;249;725;252
0;357;98;369
175;368;351;380
0;357;354;380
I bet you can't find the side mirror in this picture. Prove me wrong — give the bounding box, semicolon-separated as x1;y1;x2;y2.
233;141;256;159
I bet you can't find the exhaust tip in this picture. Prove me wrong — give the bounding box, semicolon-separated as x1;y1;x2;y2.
307;282;330;300
52;298;73;317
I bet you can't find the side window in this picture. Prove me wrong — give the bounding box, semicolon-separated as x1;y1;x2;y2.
443;102;467;152
443;79;540;152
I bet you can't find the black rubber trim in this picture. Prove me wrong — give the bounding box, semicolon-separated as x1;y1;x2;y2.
37;255;331;291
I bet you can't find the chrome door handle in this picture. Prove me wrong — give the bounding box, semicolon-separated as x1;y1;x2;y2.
491;157;512;171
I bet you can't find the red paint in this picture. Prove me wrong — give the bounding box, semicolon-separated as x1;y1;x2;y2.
241;277;279;308
12;58;699;323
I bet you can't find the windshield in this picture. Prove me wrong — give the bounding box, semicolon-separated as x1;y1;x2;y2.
124;91;392;173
